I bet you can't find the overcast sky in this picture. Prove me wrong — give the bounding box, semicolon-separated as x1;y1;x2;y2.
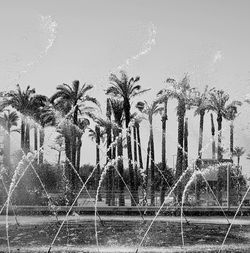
1;0;250;176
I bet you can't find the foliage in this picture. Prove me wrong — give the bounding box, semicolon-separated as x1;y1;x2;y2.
79;164;96;189
10;154;64;205
154;163;174;191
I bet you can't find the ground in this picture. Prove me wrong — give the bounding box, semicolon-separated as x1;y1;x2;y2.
0;215;250;252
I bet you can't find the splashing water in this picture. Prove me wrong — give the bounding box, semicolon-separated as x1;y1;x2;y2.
0;20;249;251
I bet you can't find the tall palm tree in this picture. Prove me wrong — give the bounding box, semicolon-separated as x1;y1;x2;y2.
183;117;189;171
157;81;176;204
132;119;139;204
91;114;117;203
210;113;216;159
51;80;99;190
225;103;242;158
76;118;90;173
208;89;241;161
136;99;164;206
131;114;145;204
0;110;19;177
233;146;245;167
208;89;241;204
109;98;125;206
105;98;113;206
193;86;211;159
106;70;149;206
37;103;54;164
56;118;75;202
31;97;50;164
164;76;195;202
88;125;106;201
0;85;43;154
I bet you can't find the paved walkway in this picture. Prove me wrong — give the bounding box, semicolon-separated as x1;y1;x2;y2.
1;244;250;253
1;214;250;226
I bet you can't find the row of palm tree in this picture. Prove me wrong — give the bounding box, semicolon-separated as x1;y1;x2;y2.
0;71;247;206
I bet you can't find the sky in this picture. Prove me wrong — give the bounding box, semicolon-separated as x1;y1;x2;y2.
1;0;250;176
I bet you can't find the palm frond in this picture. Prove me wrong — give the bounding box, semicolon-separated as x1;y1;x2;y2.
83;95;100;107
130;88;150;98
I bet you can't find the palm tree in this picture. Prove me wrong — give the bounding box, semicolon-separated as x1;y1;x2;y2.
106;98;113;206
132;114;145;204
183;117;189;172
88;125;105;201
193;86;211;159
225;103;242;158
164;76;195;202
208;89;241;161
76;118;90;173
157;80;176;204
208;89;241;204
106;70;149;206
51;80;99;190
233;146;245;167
210;113;216;159
30;97;51;164
136;99;164;206
0;85;42;153
0;110;19;177
37;103;54;164
56;119;75;202
109;98;125;206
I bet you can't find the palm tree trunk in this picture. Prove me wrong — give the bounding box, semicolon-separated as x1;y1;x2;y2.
175;102;185;203
230;121;234;158
64;136;71;180
71;127;77;171
217;113;223;204
217;114;223;161
71;105;78;191
25;123;30;153
150;123;155;206
196;112;204;203
34;125;38;151
39;128;45;164
111;130;116;206
106;99;112;206
76;135;82;190
136;124;143;173
58;151;61;166
136;123;144;204
228;121;234;207
145;137;150;203
21;119;25;150
95;125;102;201
106;124;112;206
64;135;73;204
198;111;205;159
133;125;139;204
210;113;216;159
160;102;168;205
3;128;11;180
127;127;135;206
183;118;188;171
117;126;125;206
34;125;38;164
124;98;135;206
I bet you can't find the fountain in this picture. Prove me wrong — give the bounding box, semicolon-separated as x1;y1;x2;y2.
0;105;249;253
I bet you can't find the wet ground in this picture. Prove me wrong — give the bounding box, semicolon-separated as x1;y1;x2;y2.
0;215;250;252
